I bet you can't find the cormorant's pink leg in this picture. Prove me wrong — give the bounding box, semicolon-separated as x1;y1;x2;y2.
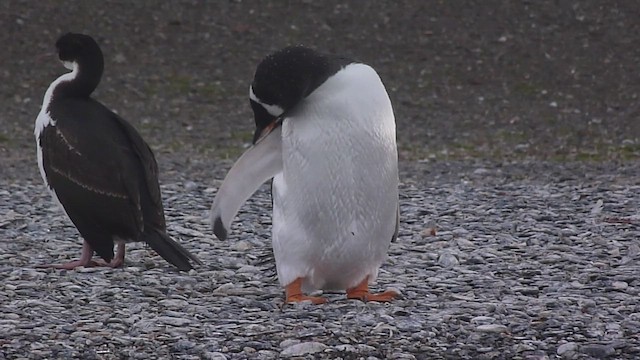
37;240;100;269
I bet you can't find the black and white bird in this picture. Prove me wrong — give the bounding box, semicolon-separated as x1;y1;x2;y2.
210;46;399;303
34;33;201;271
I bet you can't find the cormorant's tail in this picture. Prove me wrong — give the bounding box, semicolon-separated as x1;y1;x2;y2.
144;229;202;271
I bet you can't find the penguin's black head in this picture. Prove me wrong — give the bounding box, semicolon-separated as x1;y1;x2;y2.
55;33;104;69
249;46;351;143
52;33;105;97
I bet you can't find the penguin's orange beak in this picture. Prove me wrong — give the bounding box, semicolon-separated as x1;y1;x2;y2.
254;119;281;145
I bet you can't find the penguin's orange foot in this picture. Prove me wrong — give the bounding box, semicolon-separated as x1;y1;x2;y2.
346;276;398;302
286;293;328;304
347;289;398;302
285;278;327;304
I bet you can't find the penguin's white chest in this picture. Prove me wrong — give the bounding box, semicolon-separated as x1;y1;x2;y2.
270;64;398;291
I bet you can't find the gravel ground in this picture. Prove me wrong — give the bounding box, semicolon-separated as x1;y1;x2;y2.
1;1;640;359
2;160;640;359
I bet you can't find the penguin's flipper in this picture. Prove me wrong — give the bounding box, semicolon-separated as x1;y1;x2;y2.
210;126;283;240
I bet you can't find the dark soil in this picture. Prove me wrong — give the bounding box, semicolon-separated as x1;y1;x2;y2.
1;0;639;181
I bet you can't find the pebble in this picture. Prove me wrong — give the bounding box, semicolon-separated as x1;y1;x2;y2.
557;342;578;356
580;344;615;358
611;281;628;290
279;339;300;349
470;316;495;325
475;324;508;333
232;240;252;251
157;316;191;327
280;341;328;356
437;252;459;268
159;299;189;308
201;352;227;360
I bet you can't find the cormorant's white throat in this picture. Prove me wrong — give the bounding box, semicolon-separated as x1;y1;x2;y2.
35;62;79;137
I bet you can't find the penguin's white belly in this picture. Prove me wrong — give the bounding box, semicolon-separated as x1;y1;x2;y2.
271;63;398;291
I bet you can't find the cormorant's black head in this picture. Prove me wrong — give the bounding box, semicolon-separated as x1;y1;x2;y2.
54;33;104;97
56;33;103;68
249;46;352;143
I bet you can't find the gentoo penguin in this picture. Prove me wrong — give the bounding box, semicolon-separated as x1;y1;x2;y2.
210;46;399;303
34;33;201;271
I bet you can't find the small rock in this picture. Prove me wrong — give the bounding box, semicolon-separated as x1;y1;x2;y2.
522;350;550;360
580;344;615;358
513;286;539;296
590;199;603;214
438;253;459;268
456;238;474;248
202;352;227;360
183;181;198;191
279;339;300;349
232;240;252;251
157;316;191;327
171;225;205;238
611;281;628;290
159;299;189;308
396;320;422;332
281;341;328;357
172;339;196;351
470;316;495;325
421;227;437;237
357;344;376;352
391;353;416;359
213;283;234;294
335;344;356;352
237;265;260;273
475;324;508;333
557;342;578;356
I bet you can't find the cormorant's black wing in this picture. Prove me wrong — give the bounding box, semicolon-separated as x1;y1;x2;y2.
108;109;166;230
41;97;146;261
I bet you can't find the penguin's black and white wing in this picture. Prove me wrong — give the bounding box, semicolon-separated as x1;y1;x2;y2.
209;126;283;240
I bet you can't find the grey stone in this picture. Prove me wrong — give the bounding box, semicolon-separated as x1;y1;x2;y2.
438;252;459;268
475;324;508;333
580;344;615;358
280;342;328;356
557;342;578;356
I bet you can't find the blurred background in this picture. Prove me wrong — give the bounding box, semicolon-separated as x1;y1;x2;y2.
1;0;638;181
